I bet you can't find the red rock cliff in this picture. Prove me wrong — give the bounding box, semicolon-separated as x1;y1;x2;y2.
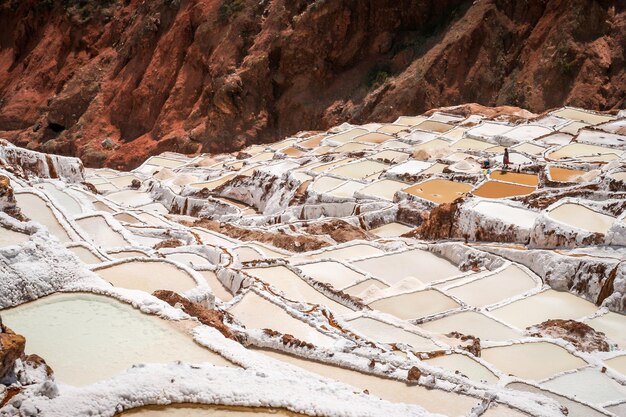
0;0;625;168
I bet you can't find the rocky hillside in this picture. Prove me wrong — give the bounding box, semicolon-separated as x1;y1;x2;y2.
0;0;625;168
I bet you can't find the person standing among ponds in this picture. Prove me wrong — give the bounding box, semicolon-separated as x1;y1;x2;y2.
503;148;510;170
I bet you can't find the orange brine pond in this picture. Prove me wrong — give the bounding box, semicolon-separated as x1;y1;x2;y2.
489;170;539;187
472;181;535;198
548;166;587;182
402;179;473;204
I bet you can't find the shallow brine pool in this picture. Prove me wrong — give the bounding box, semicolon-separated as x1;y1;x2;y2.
96;260;198;293
1;293;232;386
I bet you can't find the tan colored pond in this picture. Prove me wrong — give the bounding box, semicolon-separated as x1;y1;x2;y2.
14;192;73;242
489;171;538;187
369;150;410;164
341;278;389;298
551;108;615;125
512;142;546;156
606;355;626;377
76;215;129;249
229;292;336;348
328;160;388;180
96;260;198;293
145;156;187;169
0;227;30;247
368;289;459;320
259;349;480;416
586;312;626;349
413;120;453;133
190;174;236;190
547;203;614;234
447;265;538;308
108;250;149;259
418;311;520;341
358;179;408;201
333;142;374;153
308;243;384;261
395;115;427;126
491;289;598;330
507;382;609;417
425;353;498;384
118;404;307;416
451;138;494;151
297;261;365;290
200;270;233;302
326;128;369;144
403;179;472;205
327;180;366;198
298;134;325;149
482;342;586;380
352;132;394;144
1;293;232;386
548;166;587;182
370;223;413;238
37;183;83;216
68;245;103;264
377;124;409;134
472;181;535;198
547;143;620;160
352;249;461;285
541;368;626;405
244;266;353;315
309;176;345;193
345;316;439;351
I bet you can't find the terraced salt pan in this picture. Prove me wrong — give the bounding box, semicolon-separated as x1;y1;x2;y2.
328;160;388;180
228;292;336;348
92;200;116;213
297;261;366;289
548;166;587;182
473;201;539;229
165;252;213;269
541;368;626;405
114;212;143;224
466;122;513;139
352;132;394;144
15;192;73;242
341;278;389;298
403;179;473;205
411;138;450;152
538;132;574;146
194;229;236;247
500;125;553;142
352;249;461;285
377;124;409;134
0;227;30;247
609;171;626;182
259;349;479;416
345;317;439;351
189;174;236;190
472;181;535;198
109;175;142;188
425;354;498;384
547;143;620;160
368;289;459;320
507;382;609;417
118;404;306;416
489;170;538;186
232;246;265;262
386;160;432;176
491;289;598;329
370;223;413;238
199;270;233;301
76;215;129;249
144;156;188;169
68;245;103;264
547;203;614;234
108;250;149;259
482;404;532;417
96;260;198;293
307;243;384;261
559;121;592;135
586;312;626;349
244;266;353;314
394;115;427;126
482;342;586;380
551;108;615;125
603;360;626;385
333;142;374;153
1;293;231;386
419;311;521;341
369;150;409;163
512;142;546;156
450;138;494;151
37;183;83;216
413;120;453;133
325;128;369;144
447;265;538;307
106;190;153;207
310;176;345;193
298;134;325;149
358;179;408;201
327;180;366;198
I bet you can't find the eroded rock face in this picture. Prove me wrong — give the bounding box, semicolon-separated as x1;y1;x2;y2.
0;175;24;221
1;0;625;169
0;324;26;382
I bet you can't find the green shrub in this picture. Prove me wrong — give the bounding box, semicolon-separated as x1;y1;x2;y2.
366;64;391;89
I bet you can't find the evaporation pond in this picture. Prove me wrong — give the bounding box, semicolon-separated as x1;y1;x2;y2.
96;260;198;293
1;293;232;386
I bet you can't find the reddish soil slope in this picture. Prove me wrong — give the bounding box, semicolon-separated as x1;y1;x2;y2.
0;0;625;168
